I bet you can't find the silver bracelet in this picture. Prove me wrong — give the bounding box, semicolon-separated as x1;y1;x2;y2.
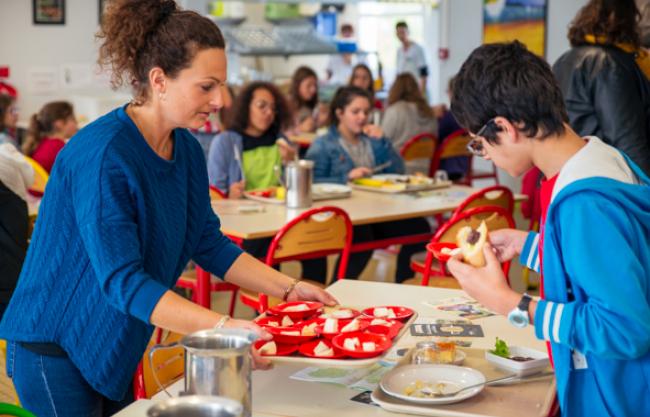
214;315;230;329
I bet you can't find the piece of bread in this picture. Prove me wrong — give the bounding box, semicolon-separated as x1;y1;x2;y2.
456;221;488;267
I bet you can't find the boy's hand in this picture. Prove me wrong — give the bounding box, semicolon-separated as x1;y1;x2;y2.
488;229;528;263
447;243;519;316
362;124;383;139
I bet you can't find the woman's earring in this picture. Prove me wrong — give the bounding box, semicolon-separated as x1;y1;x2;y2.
159;92;166;101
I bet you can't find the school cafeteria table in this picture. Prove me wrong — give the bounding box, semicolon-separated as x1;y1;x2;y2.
114;280;553;417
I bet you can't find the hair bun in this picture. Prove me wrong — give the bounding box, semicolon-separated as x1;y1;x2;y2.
159;0;177;20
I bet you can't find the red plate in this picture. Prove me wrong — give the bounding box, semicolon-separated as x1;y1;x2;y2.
427;242;459;262
366;319;403;339
267;301;324;320
319;308;361;320
315;318;370;339
266;322;318;344
255;316;296;328
298;339;347;359
361;306;415;322
332;332;392;359
253;339;298;357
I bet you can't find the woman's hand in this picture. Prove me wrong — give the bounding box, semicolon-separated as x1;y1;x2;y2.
298;116;316;133
488;229;529;263
229;180;245;199
287;281;338;307
362;124;383;139
446;244;519;316
348;167;372;180
223;317;273;370
277;139;297;163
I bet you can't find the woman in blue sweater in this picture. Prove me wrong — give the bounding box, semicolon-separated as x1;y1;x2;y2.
306;86;430;283
0;1;336;415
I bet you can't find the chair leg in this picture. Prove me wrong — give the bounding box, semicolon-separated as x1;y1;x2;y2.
195;267;211;309
228;288;239;317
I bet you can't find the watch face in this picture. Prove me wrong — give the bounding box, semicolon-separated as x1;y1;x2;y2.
508;309;529;328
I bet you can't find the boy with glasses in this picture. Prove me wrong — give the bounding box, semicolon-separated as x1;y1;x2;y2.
447;41;650;416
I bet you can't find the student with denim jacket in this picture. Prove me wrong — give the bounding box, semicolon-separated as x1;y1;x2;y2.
306;86;429;282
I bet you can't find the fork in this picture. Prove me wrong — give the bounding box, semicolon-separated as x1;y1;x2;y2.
370;161;392;174
233;144;245;181
422;371;555;398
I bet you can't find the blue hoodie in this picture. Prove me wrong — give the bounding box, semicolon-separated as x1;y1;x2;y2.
520;138;650;416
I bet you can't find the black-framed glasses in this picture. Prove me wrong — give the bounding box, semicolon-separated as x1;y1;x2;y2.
467;118;495;158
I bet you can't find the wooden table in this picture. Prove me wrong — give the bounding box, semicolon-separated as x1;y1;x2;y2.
114;280;551;417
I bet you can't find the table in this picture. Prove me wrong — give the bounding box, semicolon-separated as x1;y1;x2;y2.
114;280;550;417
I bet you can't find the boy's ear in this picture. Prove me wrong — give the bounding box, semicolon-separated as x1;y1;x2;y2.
494;116;520;144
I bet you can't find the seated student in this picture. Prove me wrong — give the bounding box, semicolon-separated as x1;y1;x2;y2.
288;66;326;134
435;76;470;181
22;101;78;173
190;85;236;161
306;86;429;283
382;73;437;152
0;143;32;319
348;64;382;111
0;95;19;149
208;81;325;283
446;41;650;417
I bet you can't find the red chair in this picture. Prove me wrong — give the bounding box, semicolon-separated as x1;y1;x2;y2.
429;129;499;186
451;185;515;218
134;328;184;399
175;185;240;316
405;206;515;289
400;132;437;174
239;206;353;313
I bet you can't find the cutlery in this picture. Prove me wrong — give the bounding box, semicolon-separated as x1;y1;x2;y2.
233;144;245;180
420;371;555;398
370;161;392;174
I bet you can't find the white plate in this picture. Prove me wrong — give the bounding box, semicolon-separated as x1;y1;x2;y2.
485;346;549;377
312;183;351;194
380;364;485;405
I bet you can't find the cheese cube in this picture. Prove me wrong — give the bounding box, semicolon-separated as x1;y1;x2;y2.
362;342;376;352
387;309;397;319
332;309;353;319
340;319;359;333
370;319;391;326
343;337;360;351
373;307;390;318
281;316;294;327
280;331;300;336
313;341;334;357
301;323;317;336
266;321;279;327
283;303;309;312
258;341;277;355
323;318;338;333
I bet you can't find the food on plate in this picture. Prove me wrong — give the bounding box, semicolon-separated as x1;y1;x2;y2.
323;318;338;333
413;340;457;364
340;319;360;333
266;320;279;327
258;341;277;355
490;337;510;358
283;303;310;312
362;341;376;352
354;174;433;190
436;341;456;363
456;221;488;267
403;380;447;398
247;187;285;200
370;318;392;326
313;341;335;357
281;315;294;327
440;247;462;256
301;322;317;336
373;307;397;319
343;337;360;351
510;356;534;362
331;309;354;319
280;330;300;336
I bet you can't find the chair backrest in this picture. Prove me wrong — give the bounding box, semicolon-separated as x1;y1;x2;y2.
209;184;227;200
135;329;185;399
400;132;437;162
452;185;515;217
429;129;472;177
434;205;515;244
23;156;49;195
266;206;353;280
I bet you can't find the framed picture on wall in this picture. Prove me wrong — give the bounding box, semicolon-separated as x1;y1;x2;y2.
33;0;65;25
483;0;548;57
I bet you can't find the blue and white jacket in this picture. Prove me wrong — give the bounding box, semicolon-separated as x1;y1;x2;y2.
305;126;405;184
520;137;650;416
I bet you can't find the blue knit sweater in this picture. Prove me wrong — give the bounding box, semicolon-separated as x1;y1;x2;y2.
0;106;243;400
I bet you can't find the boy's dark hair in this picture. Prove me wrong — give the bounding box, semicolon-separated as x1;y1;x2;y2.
329;86;372;127
395;21;408;30
227;81;292;137
450;41;568;143
568;0;640;49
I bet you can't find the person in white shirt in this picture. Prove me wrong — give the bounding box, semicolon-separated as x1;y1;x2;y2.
326;24;366;86
395;21;428;93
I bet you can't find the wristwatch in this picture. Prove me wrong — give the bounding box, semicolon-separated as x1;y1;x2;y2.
507;294;532;328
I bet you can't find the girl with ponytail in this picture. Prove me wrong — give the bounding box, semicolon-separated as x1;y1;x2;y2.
22;101;77;172
0;0;335;415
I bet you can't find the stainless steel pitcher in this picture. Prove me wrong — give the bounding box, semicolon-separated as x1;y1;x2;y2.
147;395;243;417
150;329;258;417
285;160;314;208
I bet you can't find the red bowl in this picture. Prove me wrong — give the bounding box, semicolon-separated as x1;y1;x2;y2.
267;301;324;320
366;320;403;339
298;339;347;359
427;242;459;262
332;332;392;359
315;318;370;339
255;316;298;328
318;308;361;320
361;306;415;322
266;322;318;344
253;339;299;357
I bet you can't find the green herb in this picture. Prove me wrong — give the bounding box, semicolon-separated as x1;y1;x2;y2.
490;337;510;358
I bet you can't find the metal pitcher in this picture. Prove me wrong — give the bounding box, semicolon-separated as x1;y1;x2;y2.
285;160;314;208
149;329;258;417
147;395;243;417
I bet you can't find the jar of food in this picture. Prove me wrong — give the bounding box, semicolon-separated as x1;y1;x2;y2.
412;340;456;365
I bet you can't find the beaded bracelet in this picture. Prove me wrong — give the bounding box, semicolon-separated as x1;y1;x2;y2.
214;314;230;329
282;278;300;301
